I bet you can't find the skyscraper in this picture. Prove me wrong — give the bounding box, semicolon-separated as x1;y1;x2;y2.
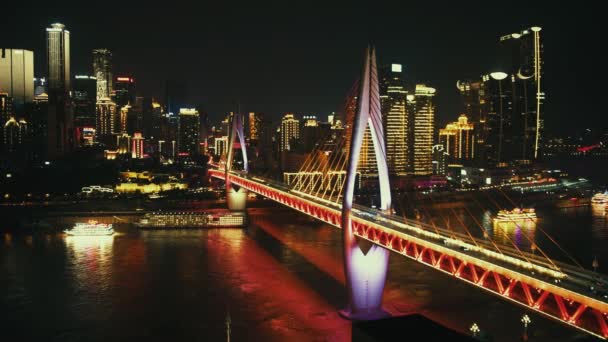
498;26;544;161
113;76;136;107
46;23;72;156
73;75;96;124
92;49;112;101
0;94;13;148
301;115;321;153
280;113;299;152
248;112;263;142
439;114;475;166
178;108;200;156
458;26;544;166
131;132;144;159
96;97;117;142
46;23;70;95
380;64;408;176
413;84;435;176
0;49;34;112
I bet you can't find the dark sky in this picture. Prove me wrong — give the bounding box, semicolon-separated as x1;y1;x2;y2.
3;2;603;134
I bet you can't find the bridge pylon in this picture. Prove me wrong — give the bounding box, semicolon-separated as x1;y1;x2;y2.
226;112;249;211
340;46;392;320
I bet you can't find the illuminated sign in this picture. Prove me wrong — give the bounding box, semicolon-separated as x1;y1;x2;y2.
116;77;133;82
391;64;402;72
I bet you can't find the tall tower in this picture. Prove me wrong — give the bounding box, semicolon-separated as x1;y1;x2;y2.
380;63;408;176
92;49;113;101
46;22;72;157
0;49;34;112
178;108;200;156
498;26;544;162
413;84;435;175
280;113;299;152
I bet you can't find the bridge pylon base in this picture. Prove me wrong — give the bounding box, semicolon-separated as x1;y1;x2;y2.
338;308;391;321
227;187;248;211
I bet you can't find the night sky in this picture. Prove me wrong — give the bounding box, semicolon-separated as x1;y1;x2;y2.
3;3;602;134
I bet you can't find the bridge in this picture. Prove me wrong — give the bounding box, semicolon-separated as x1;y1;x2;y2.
209;47;608;339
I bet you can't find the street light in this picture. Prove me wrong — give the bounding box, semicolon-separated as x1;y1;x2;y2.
521;314;531;341
470;322;480;337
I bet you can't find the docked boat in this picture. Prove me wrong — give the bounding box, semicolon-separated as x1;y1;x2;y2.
493;208;537;223
591;192;608;205
134;211;247;229
64;220;114;236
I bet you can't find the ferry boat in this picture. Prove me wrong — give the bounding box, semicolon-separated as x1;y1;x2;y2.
64;220;114;236
134;211;247;229
493;208;537;224
591;192;608;205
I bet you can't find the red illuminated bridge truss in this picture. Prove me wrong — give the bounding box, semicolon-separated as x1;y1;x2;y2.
209;169;608;339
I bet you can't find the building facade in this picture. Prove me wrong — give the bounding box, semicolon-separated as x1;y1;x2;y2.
46;23;72;157
92;49;112;101
280;113;299;152
412;84;436;175
178;108;200;156
439;114;475;166
380;64;408;176
0;48;34;111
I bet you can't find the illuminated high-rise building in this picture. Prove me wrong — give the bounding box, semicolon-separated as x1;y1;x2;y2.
280;113;299;152
412;84;435;175
301;115;321;153
46;23;72;156
92;49;112;101
498;26;544;161
178;108;200;156
96;97;117;141
432;144;449;176
46;23;70;95
73;75;96;123
113;76;135;107
131;132;144;159
0;94;13;148
380;63;408;176
439;114;475;166
3;117;22;152
0;49;34;112
457;26;544;166
214;136;228;157
248;112;263;142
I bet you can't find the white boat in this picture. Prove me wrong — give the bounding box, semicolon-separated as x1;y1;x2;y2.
591;192;608;205
493;208;537;223
64;220;114;236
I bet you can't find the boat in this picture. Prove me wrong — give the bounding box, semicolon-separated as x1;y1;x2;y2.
64;220;114;236
134;211;247;229
591;192;608;205
493;208;537;224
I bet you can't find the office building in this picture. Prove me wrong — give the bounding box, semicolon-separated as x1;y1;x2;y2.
413;84;436;175
92;49;112;101
439;114;475;166
46;23;72;156
113;76;135;107
248;112;263;142
96;97;117;141
178;108;200;156
73;75;97;131
380;64;408;176
132;132;144;159
0;49;34;112
280;113;299;152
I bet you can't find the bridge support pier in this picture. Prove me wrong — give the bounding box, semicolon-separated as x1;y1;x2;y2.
339;243;390;320
340;47;392;321
226;185;247;211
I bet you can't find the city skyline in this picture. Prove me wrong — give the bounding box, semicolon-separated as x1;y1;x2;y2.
1;4;601;133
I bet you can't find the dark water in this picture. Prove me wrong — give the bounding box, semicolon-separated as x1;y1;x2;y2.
1;205;605;341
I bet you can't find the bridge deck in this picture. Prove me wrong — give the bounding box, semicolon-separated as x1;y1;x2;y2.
211;169;608;339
